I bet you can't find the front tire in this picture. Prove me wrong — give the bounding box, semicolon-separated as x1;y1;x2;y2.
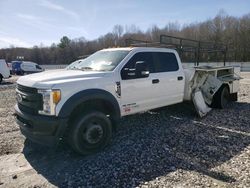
69;111;112;155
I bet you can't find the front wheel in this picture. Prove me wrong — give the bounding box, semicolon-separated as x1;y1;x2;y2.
68;111;112;155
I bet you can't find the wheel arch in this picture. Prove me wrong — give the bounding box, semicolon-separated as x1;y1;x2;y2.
58;89;121;128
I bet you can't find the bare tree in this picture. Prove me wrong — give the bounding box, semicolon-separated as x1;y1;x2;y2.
0;11;250;64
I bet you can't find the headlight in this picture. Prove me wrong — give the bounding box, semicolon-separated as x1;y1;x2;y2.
38;89;61;115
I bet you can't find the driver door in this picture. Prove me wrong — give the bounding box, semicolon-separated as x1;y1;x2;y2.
120;52;157;116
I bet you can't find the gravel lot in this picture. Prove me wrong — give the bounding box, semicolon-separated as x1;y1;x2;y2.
0;73;249;188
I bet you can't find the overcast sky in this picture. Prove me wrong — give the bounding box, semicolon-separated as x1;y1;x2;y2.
0;0;249;48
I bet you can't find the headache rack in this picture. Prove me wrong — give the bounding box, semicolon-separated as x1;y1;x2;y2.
125;35;228;66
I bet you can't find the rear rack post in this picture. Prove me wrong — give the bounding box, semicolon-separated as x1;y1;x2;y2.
223;46;227;66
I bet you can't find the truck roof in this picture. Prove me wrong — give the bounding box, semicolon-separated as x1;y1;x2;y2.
101;47;177;53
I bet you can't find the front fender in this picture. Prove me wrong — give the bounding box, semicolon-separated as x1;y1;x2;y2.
58;89;120;120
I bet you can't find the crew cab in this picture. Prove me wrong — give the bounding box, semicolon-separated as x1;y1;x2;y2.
15;47;240;155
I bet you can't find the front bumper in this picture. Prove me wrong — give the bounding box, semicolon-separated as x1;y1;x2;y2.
15;104;68;147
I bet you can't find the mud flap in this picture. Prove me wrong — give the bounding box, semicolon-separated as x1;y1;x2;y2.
192;90;212;117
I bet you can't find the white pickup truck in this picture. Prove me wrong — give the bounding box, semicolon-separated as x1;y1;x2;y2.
15;47;240;155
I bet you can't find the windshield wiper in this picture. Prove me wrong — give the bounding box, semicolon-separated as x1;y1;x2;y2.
67;66;92;70
67;67;79;70
81;67;93;71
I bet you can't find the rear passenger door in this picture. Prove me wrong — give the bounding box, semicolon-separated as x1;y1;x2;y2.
151;52;185;106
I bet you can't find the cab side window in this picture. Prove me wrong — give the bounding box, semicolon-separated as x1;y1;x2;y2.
153;52;179;72
121;52;154;80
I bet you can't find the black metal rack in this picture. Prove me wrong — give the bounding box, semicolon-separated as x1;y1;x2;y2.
125;35;228;66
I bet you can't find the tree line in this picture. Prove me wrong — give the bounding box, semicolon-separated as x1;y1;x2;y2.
0;11;249;64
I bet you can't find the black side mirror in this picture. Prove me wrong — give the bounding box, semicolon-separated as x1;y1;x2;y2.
121;67;136;79
135;61;149;78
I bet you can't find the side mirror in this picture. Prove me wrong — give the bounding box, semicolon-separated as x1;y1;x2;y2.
121;61;149;80
135;61;149;78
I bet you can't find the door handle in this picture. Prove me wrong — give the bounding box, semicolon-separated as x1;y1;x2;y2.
177;76;183;81
152;79;159;84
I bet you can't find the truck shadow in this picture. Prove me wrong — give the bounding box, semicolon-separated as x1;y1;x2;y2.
22;101;250;187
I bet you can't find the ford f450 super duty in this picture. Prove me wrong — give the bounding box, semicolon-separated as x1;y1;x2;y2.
15;46;241;155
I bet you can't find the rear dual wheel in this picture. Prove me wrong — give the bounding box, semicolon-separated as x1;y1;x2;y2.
213;86;230;109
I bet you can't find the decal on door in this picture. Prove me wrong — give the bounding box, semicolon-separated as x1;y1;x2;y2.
122;103;139;113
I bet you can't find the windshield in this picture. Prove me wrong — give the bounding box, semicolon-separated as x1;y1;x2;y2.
66;50;129;71
66;59;83;69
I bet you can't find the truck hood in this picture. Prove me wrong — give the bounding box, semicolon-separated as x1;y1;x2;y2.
17;69;108;88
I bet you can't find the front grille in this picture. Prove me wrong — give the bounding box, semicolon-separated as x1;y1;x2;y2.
18;103;38;115
16;84;43;114
17;84;37;94
16;114;33;129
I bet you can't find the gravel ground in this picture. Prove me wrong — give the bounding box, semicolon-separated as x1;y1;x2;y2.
0;74;249;188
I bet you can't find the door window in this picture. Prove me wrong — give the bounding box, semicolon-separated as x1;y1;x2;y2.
36;65;42;69
153;52;179;72
121;52;154;80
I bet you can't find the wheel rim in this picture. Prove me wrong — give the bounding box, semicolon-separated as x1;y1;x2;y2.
83;123;104;144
